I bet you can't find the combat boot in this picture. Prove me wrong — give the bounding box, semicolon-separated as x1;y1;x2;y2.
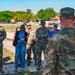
0;68;4;73
37;65;41;70
35;59;37;65
27;60;31;66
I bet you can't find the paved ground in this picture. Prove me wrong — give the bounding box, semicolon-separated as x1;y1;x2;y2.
3;59;44;74
6;31;14;39
2;32;45;74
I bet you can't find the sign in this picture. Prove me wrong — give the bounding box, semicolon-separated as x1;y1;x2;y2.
11;19;15;23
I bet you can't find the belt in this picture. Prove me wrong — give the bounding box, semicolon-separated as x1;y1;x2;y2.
17;42;25;44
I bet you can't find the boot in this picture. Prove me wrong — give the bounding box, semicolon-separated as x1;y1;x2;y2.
27;60;31;66
35;59;37;65
18;64;20;67
37;65;41;70
0;68;4;73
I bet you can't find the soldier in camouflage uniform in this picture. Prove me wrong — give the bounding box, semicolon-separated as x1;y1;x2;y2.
43;7;75;75
26;23;37;66
36;20;49;70
0;26;6;73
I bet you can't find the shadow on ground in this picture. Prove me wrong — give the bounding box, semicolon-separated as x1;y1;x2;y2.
3;56;14;65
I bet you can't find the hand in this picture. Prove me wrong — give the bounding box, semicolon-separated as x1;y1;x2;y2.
28;42;33;45
48;38;50;41
20;38;24;41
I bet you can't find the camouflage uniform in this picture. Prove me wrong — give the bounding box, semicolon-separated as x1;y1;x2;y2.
43;26;75;75
26;29;37;65
36;27;49;68
43;7;75;75
0;26;6;72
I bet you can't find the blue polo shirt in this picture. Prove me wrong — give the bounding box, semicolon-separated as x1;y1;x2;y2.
18;31;25;42
48;30;60;38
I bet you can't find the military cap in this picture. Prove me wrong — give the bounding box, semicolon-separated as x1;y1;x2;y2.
40;20;45;23
26;23;31;26
60;7;74;19
54;23;58;27
48;23;52;25
23;22;27;25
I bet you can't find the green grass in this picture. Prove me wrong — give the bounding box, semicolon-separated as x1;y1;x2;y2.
0;71;42;75
15;72;42;75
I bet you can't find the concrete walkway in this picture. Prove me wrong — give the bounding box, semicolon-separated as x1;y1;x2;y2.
3;59;44;74
6;31;14;39
3;39;15;53
2;38;45;74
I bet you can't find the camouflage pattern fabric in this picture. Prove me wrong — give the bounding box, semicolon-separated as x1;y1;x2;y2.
0;46;3;69
43;26;75;75
36;27;49;66
0;26;6;69
60;7;74;19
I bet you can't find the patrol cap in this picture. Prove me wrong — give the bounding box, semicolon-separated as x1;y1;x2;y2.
40;20;45;23
54;23;58;27
23;22;27;25
48;23;52;25
26;23;31;26
60;7;74;19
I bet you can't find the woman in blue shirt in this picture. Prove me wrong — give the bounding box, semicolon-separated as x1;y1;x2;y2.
14;25;28;72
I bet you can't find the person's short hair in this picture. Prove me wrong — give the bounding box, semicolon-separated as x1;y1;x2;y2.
60;7;74;19
20;25;25;30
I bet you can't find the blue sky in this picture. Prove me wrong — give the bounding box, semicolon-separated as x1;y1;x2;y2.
0;0;75;14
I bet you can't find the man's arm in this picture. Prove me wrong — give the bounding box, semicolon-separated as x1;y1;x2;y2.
27;30;36;44
43;39;57;75
36;28;49;39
